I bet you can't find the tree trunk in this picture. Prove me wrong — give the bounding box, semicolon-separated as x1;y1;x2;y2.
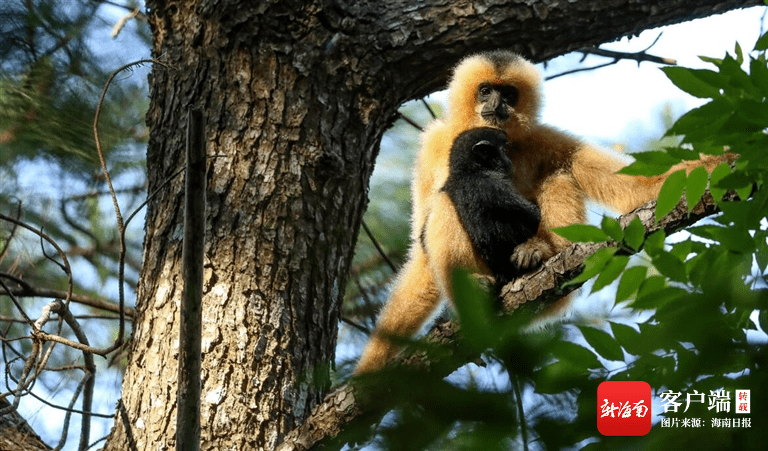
103;0;761;450
103;1;385;449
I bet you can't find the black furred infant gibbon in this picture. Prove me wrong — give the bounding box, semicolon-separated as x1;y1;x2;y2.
354;50;734;374
442;127;541;289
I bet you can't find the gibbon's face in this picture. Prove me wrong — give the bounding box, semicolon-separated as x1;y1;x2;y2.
475;83;519;128
447;51;542;138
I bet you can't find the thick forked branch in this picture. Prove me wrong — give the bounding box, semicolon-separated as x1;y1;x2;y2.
276;190;736;451
315;0;764;101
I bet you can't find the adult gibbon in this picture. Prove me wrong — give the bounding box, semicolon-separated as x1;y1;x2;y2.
354;50;730;374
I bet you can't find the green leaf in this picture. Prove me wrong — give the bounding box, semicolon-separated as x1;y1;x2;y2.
619;151;680;176
552;224;609;243
687;249;715;288
736;182;753;202
720;54;754;93
709;162;732;203
616;265;648;302
644;230;666;257
688;225;756;254
535;361;584;393
734;41;744;65
754;230;768;274
655;169;686;222
578;326;624;362
755;30;768;51
734;98;768;127
564;247;617;286
652;251;688;283
623;217;645;252
609;322;646;356
699;55;723;66
760;311;768;333
635;274;666;300
661;67;722;98
717;201;752;228
550;341;601;370
685;166;708;210
666;146;702;161
634;286;686;310
717;171;754;193
600;216;623;242
667;98;733;142
592;255;629;294
451;269;496;351
669;239;693;262
750;57;768;97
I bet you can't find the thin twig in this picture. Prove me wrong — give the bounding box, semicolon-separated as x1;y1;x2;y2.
0;276;34;326
0;200;22;263
124;165;186;230
361;220;398;273
93;58;168;354
0;212;74;309
0;272;136;317
511;373;529;451
397;111;424;131
420;98;437;119
57;301;96;451
546;35;675;81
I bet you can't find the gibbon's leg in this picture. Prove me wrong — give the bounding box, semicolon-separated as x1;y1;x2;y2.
354;245;440;374
512;170;586;269
572;145;736;215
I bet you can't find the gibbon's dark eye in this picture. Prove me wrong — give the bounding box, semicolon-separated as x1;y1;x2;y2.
478;85;492;97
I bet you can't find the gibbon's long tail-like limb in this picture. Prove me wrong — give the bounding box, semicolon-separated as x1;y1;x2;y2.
354;246;439;375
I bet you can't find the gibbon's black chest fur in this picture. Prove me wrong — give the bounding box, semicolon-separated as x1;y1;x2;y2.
442;127;541;287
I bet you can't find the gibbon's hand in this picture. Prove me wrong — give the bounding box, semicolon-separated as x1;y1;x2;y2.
510;237;548;271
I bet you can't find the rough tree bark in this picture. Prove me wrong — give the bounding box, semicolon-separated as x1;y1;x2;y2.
99;1;761;450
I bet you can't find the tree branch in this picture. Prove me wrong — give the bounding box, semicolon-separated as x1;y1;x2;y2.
333;0;763;101
0;274;135;317
276;190;738;451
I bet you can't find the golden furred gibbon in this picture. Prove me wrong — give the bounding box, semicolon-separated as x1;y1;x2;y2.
354;50;731;375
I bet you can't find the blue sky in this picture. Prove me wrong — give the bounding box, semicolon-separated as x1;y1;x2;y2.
541;6;767;146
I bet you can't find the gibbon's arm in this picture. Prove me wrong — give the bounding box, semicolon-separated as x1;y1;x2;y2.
410;120;453;244
571;142;737;215
512;130;737;268
507;125;587;268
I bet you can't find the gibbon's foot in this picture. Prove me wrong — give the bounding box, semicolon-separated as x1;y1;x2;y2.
510;238;548;271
